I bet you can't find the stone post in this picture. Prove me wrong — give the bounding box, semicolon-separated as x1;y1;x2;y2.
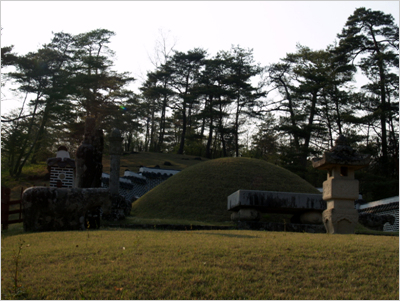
75;118;105;228
75;119;95;188
75;118;103;188
312;135;370;234
109;128;123;195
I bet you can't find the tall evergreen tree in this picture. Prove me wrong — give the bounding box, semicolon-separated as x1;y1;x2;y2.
163;48;207;154
197;55;234;158
336;7;399;175
1;30;136;178
267;45;355;176
140;68;174;152
222;46;265;157
70;29;135;123
2;33;75;177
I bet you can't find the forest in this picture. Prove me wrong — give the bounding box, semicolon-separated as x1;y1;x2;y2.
1;8;398;201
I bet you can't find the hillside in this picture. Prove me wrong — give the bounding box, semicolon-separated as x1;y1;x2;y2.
1;152;208;200
103;152;209;176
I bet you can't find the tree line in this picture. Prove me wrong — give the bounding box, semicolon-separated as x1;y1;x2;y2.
1;8;398;200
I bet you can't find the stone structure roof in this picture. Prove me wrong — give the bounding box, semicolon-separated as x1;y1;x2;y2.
357;196;399;213
47;157;75;169
47;146;75;169
312;135;370;170
101;167;180;202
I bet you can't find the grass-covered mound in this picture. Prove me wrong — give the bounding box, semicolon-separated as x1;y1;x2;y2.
131;157;320;222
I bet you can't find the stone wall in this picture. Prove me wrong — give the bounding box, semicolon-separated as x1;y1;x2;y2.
357;197;399;232
22;187;111;231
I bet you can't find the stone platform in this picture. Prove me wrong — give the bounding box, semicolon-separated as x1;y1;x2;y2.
228;190;325;214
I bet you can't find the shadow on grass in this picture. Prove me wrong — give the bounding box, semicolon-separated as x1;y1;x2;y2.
3;220;397;238
1;223;25;238
192;232;259;239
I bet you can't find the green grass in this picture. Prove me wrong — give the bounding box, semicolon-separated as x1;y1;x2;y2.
1;162;50;200
132;157;320;222
1;229;398;300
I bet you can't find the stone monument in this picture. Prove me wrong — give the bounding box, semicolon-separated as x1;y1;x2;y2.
47;146;75;188
22;118;113;232
75;117;104;228
102;128;131;221
109;128;124;195
75;118;103;189
312;135;370;234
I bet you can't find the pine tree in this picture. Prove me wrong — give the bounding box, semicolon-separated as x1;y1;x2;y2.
336;7;399;175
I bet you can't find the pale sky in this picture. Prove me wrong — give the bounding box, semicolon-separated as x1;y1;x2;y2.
1;1;399;115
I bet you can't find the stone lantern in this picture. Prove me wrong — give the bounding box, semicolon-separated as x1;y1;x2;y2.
312;135;370;234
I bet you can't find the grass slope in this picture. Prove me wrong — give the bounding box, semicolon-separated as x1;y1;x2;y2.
132;157;320;222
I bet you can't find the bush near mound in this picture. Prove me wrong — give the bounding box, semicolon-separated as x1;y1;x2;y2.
131;157;320;223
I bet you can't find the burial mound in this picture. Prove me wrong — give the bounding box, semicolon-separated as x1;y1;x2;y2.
131;157;320;223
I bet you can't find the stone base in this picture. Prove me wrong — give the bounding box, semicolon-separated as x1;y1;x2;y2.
291;211;323;224
22;187;111;232
300;211;322;224
322;208;358;234
231;209;261;221
102;194;131;221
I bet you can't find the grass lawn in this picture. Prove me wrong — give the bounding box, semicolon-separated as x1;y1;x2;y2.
1;225;398;300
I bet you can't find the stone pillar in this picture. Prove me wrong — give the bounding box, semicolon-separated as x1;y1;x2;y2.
312;135;370;234
109;128;123;195
75;118;103;188
74;118;104;229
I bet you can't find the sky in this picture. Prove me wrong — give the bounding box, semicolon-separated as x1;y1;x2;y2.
1;1;399;115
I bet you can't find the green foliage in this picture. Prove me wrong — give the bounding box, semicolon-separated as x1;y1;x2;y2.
337;7;399;176
1;45;16;63
1;29;135;179
267;44;359;178
71;29;135;120
248;113;280;163
357;169;399;201
163;48;208;154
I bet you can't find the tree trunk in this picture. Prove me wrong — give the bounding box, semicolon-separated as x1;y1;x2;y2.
205;98;214;159
234;99;240;157
11;93;41;178
157;94;168;152
218;103;227;157
30;102;52;164
177;104;187;154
